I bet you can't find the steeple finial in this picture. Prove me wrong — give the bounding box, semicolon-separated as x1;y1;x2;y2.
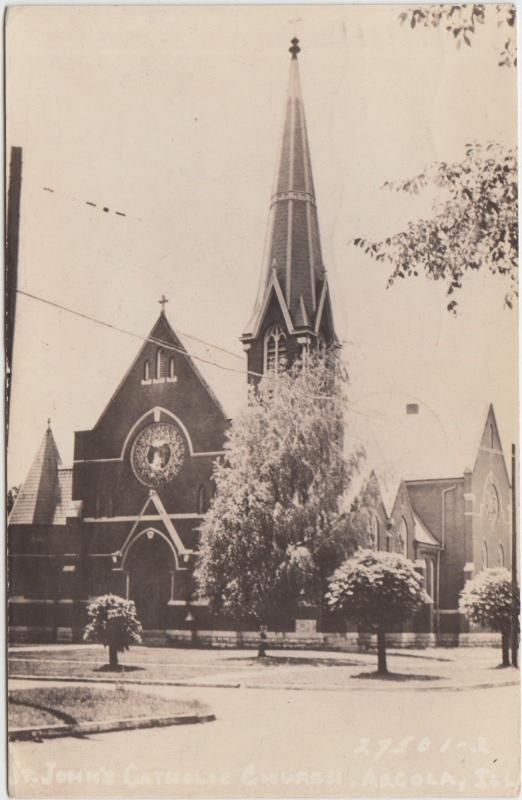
158;294;169;314
289;37;300;59
47;417;51;430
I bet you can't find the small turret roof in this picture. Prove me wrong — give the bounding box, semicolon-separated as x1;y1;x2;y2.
9;423;63;525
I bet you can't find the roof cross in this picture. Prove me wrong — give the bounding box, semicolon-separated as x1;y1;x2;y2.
159;294;169;314
289;37;300;59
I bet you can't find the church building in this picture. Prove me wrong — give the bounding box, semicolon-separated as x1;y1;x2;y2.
7;40;513;645
8;38;337;642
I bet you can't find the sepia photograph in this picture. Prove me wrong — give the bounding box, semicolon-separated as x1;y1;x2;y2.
5;3;520;797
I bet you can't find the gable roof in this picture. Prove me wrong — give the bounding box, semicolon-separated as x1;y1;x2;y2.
244;269;296;340
314;277;339;344
350;396;509;485
93;311;230;431
341;462;395;519
472;403;510;482
119;491;191;562
412;511;442;548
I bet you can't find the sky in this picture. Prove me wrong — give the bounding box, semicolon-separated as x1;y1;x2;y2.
6;4;518;489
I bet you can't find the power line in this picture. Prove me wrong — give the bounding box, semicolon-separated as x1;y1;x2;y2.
17;287;247;374
41;185;142;222
15;286;392;420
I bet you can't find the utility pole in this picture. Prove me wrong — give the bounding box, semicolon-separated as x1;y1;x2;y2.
511;443;518;668
5;145;23;445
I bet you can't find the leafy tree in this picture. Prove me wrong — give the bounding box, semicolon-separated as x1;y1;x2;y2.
459;567;519;666
84;594;142;669
355;6;517;313
400;5;516;68
7;485;20;515
355;142;517;313
341;472;386;555
195;352;362;655
327;550;424;674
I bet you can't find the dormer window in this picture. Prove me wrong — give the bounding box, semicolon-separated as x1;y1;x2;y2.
264;324;287;374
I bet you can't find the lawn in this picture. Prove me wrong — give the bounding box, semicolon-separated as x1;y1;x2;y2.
8;648;246;682
8;645;516;690
9;686;210;730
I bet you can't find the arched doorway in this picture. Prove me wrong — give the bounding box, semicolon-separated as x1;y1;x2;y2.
124;530;175;629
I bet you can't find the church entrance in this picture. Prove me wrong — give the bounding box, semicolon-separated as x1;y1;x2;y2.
125;530;174;629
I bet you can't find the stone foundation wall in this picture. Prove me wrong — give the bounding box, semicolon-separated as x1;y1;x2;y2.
164;629;502;649
9;626;502;649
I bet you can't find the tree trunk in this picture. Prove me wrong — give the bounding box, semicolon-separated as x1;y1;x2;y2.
501;629;511;667
511;616;519;669
257;627;268;658
109;643;119;669
377;627;388;674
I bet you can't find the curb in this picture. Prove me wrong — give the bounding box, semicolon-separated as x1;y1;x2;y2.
9;711;216;742
8;673;518;693
8;674;240;689
240;680;520;693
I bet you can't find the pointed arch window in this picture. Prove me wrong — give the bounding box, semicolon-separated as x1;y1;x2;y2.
166;356;177;383
156;348;164;380
481;540;488;569
197;484;209;514
397;517;408;556
370;513;379;550
264;324;287;374
484;478;500;529
143;360;151;381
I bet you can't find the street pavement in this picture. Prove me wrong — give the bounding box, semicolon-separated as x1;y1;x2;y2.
9;679;520;798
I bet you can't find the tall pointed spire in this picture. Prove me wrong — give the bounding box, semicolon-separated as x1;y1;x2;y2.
265;37;325;323
243;40;336;365
9;423;62;524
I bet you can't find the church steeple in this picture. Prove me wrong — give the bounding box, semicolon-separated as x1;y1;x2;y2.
242;39;337;381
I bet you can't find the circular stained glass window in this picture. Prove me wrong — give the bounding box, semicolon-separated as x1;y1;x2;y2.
131;422;186;487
